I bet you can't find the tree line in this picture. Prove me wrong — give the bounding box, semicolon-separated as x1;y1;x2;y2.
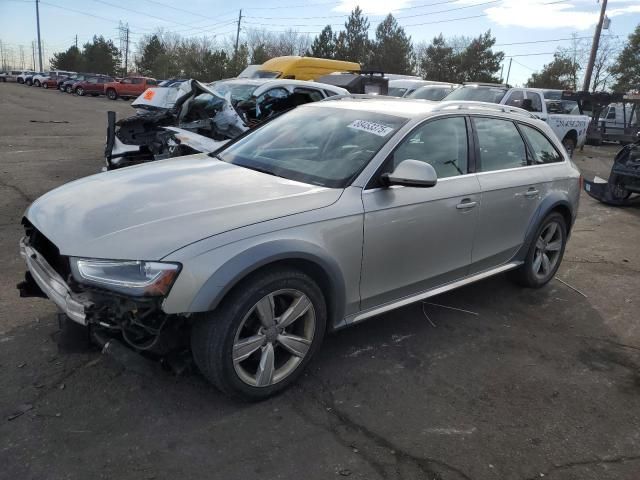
50;9;639;93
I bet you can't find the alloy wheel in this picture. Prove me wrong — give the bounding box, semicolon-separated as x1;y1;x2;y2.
532;221;563;279
233;289;315;387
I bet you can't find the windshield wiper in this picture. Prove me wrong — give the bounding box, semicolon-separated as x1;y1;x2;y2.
215;154;283;179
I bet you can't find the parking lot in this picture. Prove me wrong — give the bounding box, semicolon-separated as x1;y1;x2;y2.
1;82;640;479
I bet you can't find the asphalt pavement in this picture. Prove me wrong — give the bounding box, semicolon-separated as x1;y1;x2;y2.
1;82;640;480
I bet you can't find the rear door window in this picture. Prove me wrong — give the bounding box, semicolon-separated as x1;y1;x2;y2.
519;124;563;164
473;117;528;171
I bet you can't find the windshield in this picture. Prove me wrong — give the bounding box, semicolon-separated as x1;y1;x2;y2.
251;70;280;79
212;82;260;102
387;87;408;97
216;106;407;188
444;86;508;103
543;90;563;100
407;86;452;101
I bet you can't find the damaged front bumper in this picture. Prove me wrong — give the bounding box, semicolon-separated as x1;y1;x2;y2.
19;237;91;325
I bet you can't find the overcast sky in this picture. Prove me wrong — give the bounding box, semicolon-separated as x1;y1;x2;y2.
1;0;639;85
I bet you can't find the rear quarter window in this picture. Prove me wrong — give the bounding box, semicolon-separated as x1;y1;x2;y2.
519;124;563;164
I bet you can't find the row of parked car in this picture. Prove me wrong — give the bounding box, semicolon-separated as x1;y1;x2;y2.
2;69;159;100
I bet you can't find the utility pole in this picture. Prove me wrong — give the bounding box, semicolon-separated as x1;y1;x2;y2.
19;45;25;69
505;57;513;85
500;63;504;83
234;9;242;57
35;0;43;71
31;42;35;69
124;25;129;75
0;40;4;70
75;34;78;49
582;0;608;92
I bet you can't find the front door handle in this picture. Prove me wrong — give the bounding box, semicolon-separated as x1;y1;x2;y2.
524;188;539;198
456;199;477;210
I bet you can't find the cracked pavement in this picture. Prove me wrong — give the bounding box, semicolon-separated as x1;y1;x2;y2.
1;83;640;479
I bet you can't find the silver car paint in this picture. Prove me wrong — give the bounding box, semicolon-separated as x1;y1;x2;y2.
26;154;342;260
23;100;580;329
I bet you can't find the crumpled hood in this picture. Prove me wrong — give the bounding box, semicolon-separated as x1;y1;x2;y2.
26;154;341;260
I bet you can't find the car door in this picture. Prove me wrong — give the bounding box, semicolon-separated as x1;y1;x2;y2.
119;78;133;95
85;77;99;93
470;116;542;273
360;115;481;309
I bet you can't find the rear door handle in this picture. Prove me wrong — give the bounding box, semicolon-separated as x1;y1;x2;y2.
524;188;539;198
456;199;477;210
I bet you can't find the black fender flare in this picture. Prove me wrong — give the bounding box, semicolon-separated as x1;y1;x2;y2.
189;239;347;327
513;193;574;262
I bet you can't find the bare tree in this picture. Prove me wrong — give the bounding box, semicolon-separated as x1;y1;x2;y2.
590;35;621;91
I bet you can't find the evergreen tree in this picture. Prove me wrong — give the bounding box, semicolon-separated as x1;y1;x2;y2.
458;31;504;83
309;25;336;59
137;35;167;77
419;34;458;82
50;45;83;72
82;36;120;75
251;43;270;64
610;24;640;92
526;52;580;90
370;14;413;74
335;7;371;66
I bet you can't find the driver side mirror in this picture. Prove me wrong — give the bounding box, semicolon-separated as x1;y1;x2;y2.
381;160;438;188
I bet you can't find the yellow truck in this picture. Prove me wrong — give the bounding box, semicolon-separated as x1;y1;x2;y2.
252;56;360;81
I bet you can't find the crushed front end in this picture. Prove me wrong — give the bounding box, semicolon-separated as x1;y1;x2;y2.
17;220;188;355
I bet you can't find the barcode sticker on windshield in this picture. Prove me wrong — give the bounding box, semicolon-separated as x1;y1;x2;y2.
347;120;394;137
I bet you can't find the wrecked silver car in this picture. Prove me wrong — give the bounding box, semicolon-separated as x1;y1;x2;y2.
105;79;348;170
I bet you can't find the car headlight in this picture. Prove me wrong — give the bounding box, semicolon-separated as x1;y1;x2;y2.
70;258;180;297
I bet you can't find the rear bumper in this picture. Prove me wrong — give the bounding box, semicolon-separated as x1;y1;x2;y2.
19;237;90;325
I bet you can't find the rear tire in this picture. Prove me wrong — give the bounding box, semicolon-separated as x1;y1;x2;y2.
34;80;41;87
511;212;567;288
191;267;326;401
66;85;73;93
106;89;118;100
562;137;576;158
42;82;49;89
76;87;84;96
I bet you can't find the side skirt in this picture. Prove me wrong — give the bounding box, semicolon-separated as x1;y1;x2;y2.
338;261;522;328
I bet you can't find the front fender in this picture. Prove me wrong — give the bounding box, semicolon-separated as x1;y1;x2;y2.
186;239;348;325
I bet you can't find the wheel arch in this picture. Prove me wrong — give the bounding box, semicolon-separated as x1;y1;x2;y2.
513;194;575;263
188;240;347;331
562;129;578;144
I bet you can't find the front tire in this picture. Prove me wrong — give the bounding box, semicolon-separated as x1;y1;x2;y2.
512;212;567;288
191;267;326;401
106;89;118;100
42;82;49;89
76;87;84;96
34;80;41;87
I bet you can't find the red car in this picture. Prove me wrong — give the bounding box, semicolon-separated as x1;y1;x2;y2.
104;76;157;100
72;75;115;96
41;74;69;89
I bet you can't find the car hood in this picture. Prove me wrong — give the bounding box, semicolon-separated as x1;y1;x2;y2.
26;154;342;260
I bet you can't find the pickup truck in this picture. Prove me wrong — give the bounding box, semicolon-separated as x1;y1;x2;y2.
104;76;158;100
444;84;590;156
